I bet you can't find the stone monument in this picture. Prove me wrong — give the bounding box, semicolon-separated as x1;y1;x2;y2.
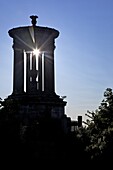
7;15;70;133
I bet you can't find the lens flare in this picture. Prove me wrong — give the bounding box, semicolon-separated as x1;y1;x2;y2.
33;49;40;56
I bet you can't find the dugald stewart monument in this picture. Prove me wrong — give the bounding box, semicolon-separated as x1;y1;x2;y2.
0;15;82;165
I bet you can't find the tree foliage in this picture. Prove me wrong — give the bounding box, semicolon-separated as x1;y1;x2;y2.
80;88;113;162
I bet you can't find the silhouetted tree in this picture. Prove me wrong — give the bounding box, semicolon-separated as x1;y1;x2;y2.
80;88;113;164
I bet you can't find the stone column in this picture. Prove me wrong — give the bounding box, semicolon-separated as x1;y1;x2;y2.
26;52;37;94
26;52;30;93
13;48;24;94
44;50;54;93
38;53;42;91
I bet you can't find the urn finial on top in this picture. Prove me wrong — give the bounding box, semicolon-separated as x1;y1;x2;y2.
30;15;38;26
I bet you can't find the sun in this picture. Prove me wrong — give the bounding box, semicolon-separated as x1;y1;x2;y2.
33;49;40;56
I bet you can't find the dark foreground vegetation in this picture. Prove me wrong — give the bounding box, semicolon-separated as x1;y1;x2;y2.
0;88;113;168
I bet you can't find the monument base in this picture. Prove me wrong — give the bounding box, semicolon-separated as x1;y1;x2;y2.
5;92;71;134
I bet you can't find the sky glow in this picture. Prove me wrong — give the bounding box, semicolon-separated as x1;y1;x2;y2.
0;0;113;121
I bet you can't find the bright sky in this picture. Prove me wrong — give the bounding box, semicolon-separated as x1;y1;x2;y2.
0;0;113;121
